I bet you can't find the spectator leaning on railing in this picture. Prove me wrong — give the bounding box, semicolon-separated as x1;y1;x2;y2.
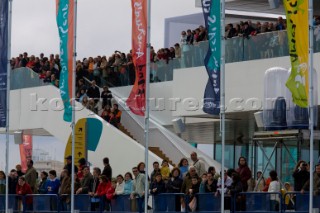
3;154;320;212
16;176;33;211
301;163;320;195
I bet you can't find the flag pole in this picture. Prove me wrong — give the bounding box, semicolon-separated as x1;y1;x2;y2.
71;0;78;212
220;0;226;213
308;0;314;212
5;0;12;212
144;0;151;212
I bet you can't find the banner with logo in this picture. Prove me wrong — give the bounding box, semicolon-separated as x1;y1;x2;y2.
284;0;309;108
126;0;147;116
202;0;221;115
19;134;33;173
0;0;8;127
56;0;74;121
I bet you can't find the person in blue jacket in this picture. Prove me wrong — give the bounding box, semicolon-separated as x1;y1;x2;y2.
47;170;61;211
38;171;49;194
123;172;134;195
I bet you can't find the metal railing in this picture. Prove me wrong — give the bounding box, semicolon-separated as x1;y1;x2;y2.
283;192;320;212
1;192;319;213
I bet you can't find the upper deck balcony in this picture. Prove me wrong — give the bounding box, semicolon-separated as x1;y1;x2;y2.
96;29;320;88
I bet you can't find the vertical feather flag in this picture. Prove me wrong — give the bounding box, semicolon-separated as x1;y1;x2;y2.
126;0;147;116
56;0;74;121
284;0;309;108
0;0;8;127
202;0;221;115
19;134;33;173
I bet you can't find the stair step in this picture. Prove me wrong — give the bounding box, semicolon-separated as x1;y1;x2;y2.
149;147;175;167
118;126;176;166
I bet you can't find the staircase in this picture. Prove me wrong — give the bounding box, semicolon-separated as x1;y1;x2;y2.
149;147;175;167
119;124;175;166
118;124;135;140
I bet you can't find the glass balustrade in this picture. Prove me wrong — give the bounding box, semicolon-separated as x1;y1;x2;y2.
95;30;320;88
10;67;48;90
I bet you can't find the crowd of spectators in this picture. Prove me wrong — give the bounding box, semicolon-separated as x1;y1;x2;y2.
12;17;320;90
6;17;320;210
1;154;320;212
76;79;122;128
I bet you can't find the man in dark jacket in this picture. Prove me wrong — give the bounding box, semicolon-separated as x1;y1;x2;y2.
89;167;101;211
150;161;161;182
102;157;112;181
63;155;78;177
76;166;93;194
293;161;310;191
86;80;100;103
8;169;18;194
101;86;113;108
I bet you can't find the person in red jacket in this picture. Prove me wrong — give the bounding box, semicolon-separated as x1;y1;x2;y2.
16;176;33;211
106;179;116;201
105;179;116;211
94;175;111;197
94;175;111;211
236;157;252;192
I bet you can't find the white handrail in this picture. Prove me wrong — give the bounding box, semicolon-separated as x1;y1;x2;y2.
110;87;221;170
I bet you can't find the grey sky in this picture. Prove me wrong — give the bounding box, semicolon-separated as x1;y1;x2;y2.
0;135;65;170
11;0;201;59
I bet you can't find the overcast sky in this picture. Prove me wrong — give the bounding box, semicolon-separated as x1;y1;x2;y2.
0;135;65;170
11;0;201;59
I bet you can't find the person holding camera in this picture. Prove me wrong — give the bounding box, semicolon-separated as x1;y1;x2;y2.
292;160;310;191
301;164;320;195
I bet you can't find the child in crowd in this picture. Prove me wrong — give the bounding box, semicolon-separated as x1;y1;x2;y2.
281;182;294;210
178;158;189;179
160;160;170;181
188;177;200;212
255;171;265;191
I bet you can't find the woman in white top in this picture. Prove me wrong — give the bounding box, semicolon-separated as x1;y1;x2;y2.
115;174;125;195
268;170;280;211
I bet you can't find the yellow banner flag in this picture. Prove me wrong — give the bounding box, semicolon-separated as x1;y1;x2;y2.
284;0;309;108
64;118;87;164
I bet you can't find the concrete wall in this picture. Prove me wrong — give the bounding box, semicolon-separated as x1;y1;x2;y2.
172;53;320;117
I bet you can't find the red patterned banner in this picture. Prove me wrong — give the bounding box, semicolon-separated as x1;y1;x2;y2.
19;134;33;173
126;0;147;116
